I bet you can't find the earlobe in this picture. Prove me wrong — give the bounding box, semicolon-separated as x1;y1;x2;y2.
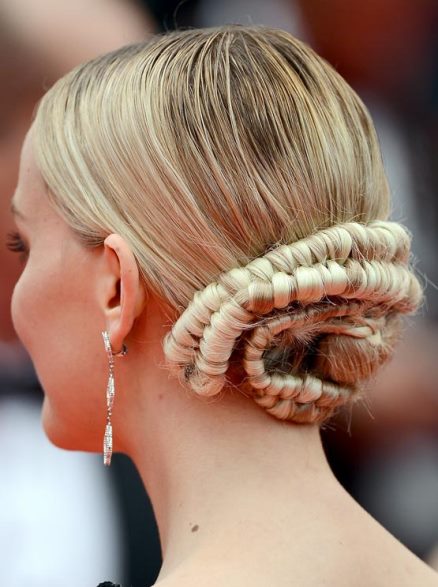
102;233;145;352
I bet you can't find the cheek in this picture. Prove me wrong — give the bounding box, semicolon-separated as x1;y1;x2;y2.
11;259;65;353
10;263;42;349
11;258;107;449
10;261;75;399
11;255;92;354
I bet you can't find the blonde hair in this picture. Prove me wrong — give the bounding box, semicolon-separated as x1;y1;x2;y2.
32;25;423;425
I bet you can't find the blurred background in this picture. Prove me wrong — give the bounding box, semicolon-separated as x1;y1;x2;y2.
1;1;437;585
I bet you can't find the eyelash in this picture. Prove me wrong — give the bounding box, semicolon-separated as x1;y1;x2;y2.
6;231;29;262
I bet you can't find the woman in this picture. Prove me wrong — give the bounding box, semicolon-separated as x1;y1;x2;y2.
8;25;438;586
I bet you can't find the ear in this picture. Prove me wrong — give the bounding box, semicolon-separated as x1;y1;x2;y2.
100;233;146;353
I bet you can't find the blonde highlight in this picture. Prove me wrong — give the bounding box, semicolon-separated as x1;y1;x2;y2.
31;25;423;425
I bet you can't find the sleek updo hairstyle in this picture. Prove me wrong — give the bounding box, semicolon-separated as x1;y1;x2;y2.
32;25;424;426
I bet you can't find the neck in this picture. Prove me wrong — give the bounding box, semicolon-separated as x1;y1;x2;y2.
118;358;343;582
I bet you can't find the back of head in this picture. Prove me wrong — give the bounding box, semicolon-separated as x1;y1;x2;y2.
32;25;423;425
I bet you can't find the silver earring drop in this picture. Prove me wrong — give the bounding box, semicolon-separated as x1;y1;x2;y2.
101;331;128;466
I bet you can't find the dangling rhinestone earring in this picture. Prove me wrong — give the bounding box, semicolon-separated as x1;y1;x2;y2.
101;331;128;466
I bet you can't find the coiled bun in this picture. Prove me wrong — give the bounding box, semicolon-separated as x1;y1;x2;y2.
163;220;423;425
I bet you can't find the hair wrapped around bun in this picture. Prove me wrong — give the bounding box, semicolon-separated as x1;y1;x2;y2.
31;25;425;424
163;220;423;424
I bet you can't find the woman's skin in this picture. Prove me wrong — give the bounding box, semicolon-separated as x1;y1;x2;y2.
10;126;438;586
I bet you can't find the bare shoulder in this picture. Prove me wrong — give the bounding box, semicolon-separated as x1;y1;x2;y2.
152;495;438;587
152;546;438;587
153;539;438;587
317;496;438;587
